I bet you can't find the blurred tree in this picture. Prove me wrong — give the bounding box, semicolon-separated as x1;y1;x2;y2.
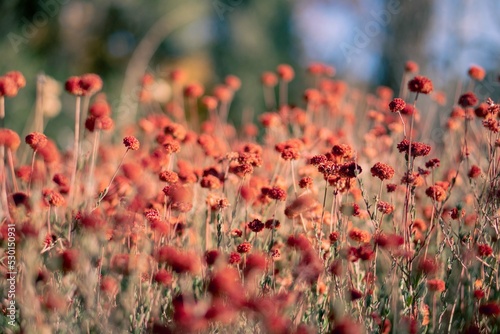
210;0;301;126
376;0;434;92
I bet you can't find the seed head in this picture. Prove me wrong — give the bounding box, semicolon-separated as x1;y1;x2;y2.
425;185;447;202
427;279;445;292
247;219;264;233
408;76;433;94
5;71;26;89
458;91;478;108
389;98;406;112
468;165;482;179
225;75;241;90
184;83;204;98
276;64;295;82
348;228;371;243
477;244;493;257
65;76;84;96
376;201;394;214
79;73;103;95
0;75;19;97
262;186;287;201
468;65;486;81
123;136;140;150
25;132;48;151
0;129;21;151
405;60;419;73
237;242;252;254
370;162;395;180
261;71;278;87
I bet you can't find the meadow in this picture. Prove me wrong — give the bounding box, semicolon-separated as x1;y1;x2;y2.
0;62;499;333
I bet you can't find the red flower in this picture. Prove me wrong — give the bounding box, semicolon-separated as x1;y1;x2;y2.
389;98;406;112
276;64;295;82
25;132;48;151
183;83;204;98
425;185;447;202
65;76;84;96
371;162;395;180
417;257;439;275
123;136;140;151
5;71;26;89
479;302;500;317
237;242;252;254
376;201;394;214
348;228;370;243
468;165;482;179
248;219;265;233
79;73;103;95
262;186;287;201
261;72;278;87
0;75;19;97
458;92;478;108
405;61;419;73
427;279;445;292
408;76;433;94
477;244;493;258
468;65;486;81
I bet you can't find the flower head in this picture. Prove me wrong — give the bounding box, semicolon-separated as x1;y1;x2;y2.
25;132;48;151
458;92;478;108
468;65;485;81
389;98;406;112
370;162;395;180
123;136;140;151
408;76;433;94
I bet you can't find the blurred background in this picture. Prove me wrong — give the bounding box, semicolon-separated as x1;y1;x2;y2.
1;0;499;146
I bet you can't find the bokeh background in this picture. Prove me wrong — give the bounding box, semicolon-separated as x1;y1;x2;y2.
1;0;499;147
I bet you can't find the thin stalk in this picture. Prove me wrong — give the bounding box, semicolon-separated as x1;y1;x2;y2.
7;149;18;192
27;150;37;196
69;96;82;205
279;80;288;107
318;180;328;255
95;149;129;208
85;129;101;209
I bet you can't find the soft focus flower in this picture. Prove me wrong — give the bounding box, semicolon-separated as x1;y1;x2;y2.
408;76;433;94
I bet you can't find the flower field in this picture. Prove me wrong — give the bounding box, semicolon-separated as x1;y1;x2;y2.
0;62;499;333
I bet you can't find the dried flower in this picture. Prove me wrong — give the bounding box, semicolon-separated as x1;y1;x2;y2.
377;201;394;214
299;176;313;189
276;64;295;82
247;219;265;233
371;162;395;180
159;170;179;183
479;302;500;317
468;165;482;179
123;136;140;151
425;185;447;202
427;279;445;292
237;242;252;254
389;98;406;112
262;186;287;201
477;244;493;258
458;92;478;108
0;76;19;97
405;61;419;73
408;76;433;94
184;83;204;98
79;73;103;95
261;72;278;87
5;71;26;89
348;228;371;243
468;65;486;81
25;132;48;151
